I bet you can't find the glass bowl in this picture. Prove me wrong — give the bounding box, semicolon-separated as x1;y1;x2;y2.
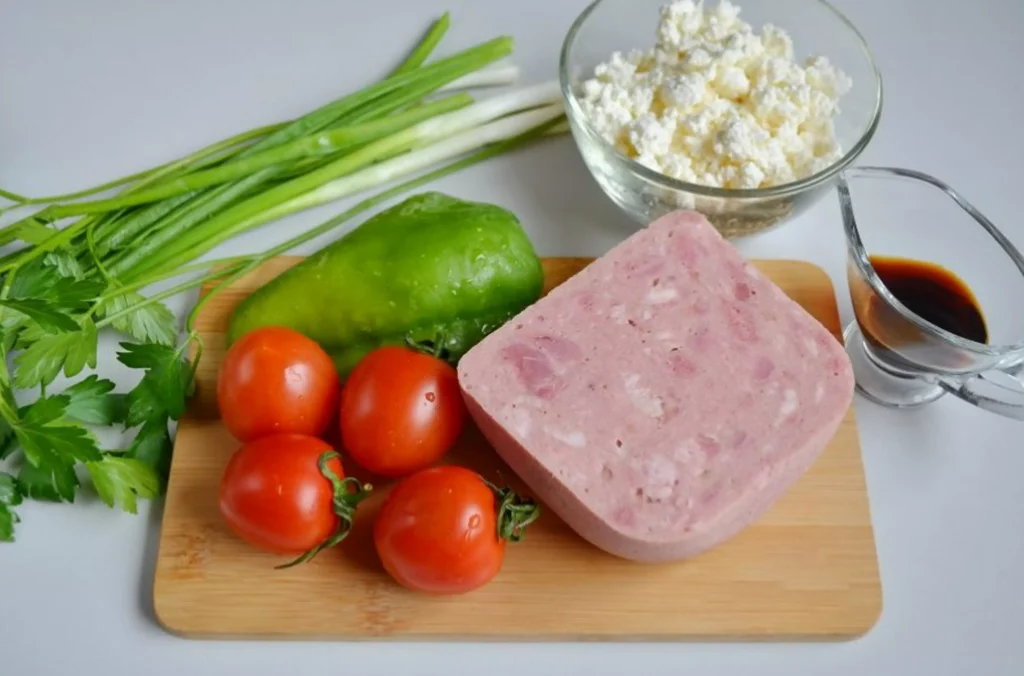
559;0;883;238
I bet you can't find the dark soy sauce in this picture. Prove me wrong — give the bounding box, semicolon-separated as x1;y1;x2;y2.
869;255;988;344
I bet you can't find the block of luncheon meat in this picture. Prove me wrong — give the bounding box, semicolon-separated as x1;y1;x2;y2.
457;210;854;563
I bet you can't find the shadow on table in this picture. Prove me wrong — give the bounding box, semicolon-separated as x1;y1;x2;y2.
138;497;166;627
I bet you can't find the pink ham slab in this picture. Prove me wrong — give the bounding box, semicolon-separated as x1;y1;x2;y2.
457;210;855;563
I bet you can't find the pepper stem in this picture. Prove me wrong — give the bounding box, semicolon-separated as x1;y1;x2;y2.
276;451;372;569
403;330;455;364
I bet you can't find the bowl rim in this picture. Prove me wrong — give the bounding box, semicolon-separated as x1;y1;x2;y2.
558;0;884;200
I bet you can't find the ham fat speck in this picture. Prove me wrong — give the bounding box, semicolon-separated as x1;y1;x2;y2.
457;211;854;562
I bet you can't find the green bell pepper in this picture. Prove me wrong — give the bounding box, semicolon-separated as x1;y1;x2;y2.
226;191;544;374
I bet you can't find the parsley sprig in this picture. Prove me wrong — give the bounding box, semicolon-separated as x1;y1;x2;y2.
0;260;193;540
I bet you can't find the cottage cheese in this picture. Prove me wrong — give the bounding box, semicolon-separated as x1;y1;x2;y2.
578;0;852;190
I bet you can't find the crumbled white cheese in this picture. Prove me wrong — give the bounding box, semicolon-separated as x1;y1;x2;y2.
578;0;852;190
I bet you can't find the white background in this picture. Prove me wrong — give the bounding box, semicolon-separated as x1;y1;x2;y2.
1;0;1022;674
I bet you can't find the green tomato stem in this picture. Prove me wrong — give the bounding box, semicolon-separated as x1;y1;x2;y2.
494;484;541;543
276;451;372;570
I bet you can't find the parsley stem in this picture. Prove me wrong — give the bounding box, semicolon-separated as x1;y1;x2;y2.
86;254;255;320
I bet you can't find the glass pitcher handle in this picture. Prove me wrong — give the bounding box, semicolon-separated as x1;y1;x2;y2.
939;365;1024;421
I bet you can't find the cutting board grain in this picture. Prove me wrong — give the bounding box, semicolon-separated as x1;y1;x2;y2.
152;256;881;642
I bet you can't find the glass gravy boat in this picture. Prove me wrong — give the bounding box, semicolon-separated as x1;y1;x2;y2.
838;166;1024;420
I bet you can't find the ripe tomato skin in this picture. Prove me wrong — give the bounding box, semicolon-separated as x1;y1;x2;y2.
218;326;340;443
218;434;343;555
340;346;466;478
373;466;505;594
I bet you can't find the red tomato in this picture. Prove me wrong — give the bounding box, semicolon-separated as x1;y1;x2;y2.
339;346;466;478
373;466;539;594
218;433;367;565
218;326;340;442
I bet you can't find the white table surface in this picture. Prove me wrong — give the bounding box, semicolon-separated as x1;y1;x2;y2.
2;0;1022;673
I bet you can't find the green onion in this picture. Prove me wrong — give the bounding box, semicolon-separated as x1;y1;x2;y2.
237;103;565;237
0;189;29;205
0;122;285;210
391;12;450;76
0;34;513;268
45;94;473;217
139;82;562;276
438;64;520;92
237;36;512;156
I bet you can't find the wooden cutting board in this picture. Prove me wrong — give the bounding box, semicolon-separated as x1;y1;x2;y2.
152;256;881;641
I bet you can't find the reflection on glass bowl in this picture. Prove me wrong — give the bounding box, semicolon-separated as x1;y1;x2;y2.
559;0;883;238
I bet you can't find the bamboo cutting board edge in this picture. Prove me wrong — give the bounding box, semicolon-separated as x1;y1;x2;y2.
152;256;882;642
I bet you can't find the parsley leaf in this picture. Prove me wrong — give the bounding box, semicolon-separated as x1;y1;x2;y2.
12;394;103;504
0;473;22;503
22;394;69;424
0;418;13;461
0;298;80;333
97;291;178;346
7;261;104;312
63;375;125;426
117;342;192;422
85;456;159;514
0;472;23;542
13;317;98;389
127;418;173;483
124;381;164;428
2;320;20;354
49;278;107;310
18;458;78;502
43;249;86;280
5;259;48;299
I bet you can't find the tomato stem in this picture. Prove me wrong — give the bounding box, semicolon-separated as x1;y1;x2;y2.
490;483;541;543
276;451;372;569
